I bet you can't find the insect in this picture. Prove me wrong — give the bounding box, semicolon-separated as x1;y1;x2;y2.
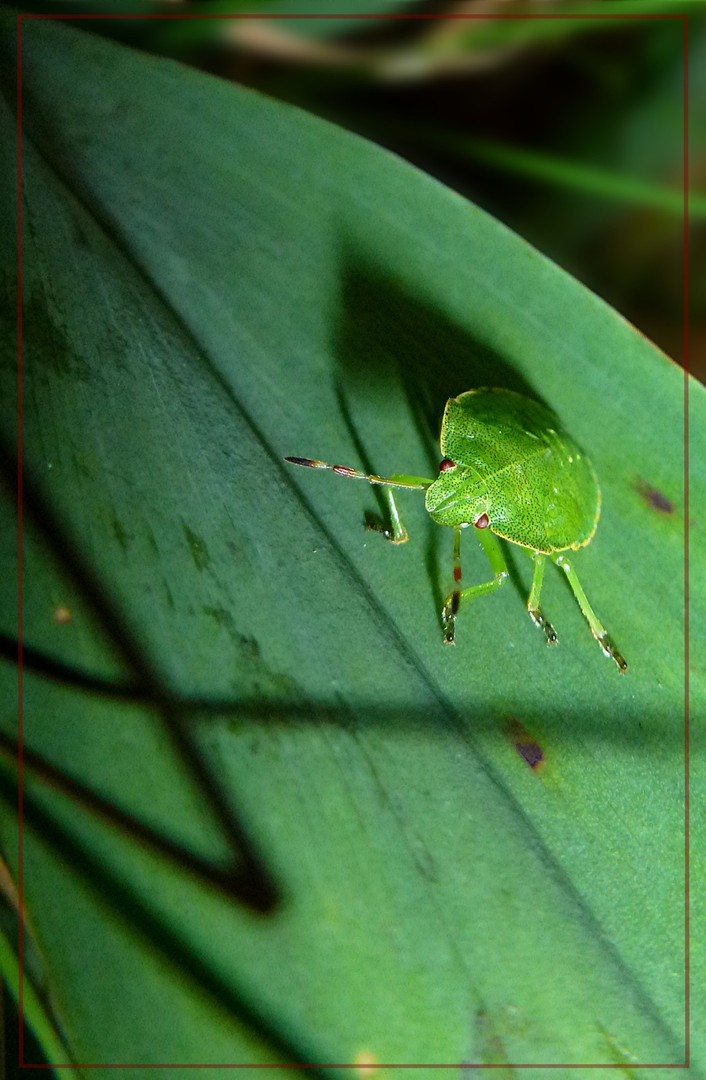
285;388;627;672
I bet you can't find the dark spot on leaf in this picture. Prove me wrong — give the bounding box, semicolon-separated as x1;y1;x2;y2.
636;479;674;515
162;578;175;610
204;605;236;635
464;1008;513;1071
111;513;131;553
204;610;263;663
238;633;261;660
412;844;439;884
23;292;88;381
145;527;159;556
506;720;544;771
182;522;210;571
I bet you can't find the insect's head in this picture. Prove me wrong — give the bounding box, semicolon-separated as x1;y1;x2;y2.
424;458;490;529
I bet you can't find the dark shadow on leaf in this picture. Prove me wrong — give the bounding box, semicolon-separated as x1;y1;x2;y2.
330;246;550;624
333;246;544;444
1;444;280;914
2;643;680;751
0;772;334;1078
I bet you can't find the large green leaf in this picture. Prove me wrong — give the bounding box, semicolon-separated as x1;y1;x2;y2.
1;14;703;1075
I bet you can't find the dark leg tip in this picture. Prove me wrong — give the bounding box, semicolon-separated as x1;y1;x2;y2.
599;634;628;673
442;606;456;646
529;608;558;646
614;652;628;673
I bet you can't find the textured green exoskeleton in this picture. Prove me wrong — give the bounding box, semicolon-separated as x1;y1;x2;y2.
285;388;626;672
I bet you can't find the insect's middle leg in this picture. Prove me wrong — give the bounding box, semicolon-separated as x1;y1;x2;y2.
442;527;509;645
527;552;558;646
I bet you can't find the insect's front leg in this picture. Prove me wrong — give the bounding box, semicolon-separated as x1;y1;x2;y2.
527;552;558;646
364;490;408;544
284;457;434;545
442;526;509;645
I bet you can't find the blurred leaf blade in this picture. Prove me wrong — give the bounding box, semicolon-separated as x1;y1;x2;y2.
0;918;81;1076
428;133;704;218
0;12;703;1073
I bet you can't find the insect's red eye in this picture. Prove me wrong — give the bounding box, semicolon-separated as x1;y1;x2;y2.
474;513;490;529
439;458;456;472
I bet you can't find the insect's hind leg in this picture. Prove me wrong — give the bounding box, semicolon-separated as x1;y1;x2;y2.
442;527;509;645
527;552;558;646
551;553;627;672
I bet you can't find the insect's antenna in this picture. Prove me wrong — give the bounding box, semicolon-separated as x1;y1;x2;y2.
284;457;432;491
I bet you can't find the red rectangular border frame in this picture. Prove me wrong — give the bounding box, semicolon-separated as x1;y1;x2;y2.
15;8;691;1071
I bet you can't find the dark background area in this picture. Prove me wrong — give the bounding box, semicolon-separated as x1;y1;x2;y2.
58;0;702;382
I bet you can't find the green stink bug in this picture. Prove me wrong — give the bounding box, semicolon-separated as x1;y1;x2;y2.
285;387;626;672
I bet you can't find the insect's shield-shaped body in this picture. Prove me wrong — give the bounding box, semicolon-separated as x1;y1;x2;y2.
425;389;599;553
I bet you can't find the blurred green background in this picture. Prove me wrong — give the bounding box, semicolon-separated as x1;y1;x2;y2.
47;0;704;381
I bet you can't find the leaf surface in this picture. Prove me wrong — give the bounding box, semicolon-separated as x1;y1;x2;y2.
0;14;703;1075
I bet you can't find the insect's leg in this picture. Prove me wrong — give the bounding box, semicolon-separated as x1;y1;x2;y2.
284;458;434;545
362;488;409;543
384;490;408;544
551;554;627;673
442;527;509;646
526;552;558;646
